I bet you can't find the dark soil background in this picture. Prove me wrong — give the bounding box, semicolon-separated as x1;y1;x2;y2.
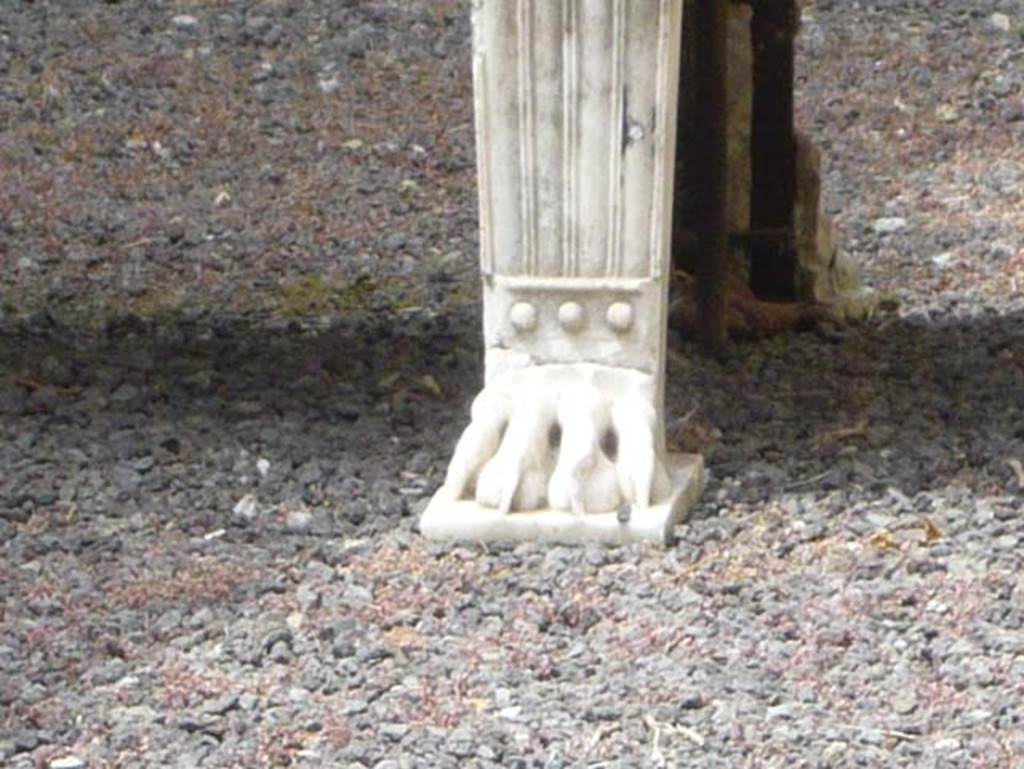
1;1;1023;767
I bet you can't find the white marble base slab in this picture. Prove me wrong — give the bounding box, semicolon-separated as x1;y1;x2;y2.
420;453;704;547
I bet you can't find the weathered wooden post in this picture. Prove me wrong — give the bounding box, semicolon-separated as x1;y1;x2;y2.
674;0;876;332
691;0;731;354
749;0;800;299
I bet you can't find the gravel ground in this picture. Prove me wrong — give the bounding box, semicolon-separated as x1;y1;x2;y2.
2;1;1024;767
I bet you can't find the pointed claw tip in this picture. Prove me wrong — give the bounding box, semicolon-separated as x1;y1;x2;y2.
498;498;512;515
570;494;586;516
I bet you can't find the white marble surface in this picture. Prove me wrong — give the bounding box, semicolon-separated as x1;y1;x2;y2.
431;1;688;542
422;453;703;546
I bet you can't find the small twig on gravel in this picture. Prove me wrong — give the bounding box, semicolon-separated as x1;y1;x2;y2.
585;722;620;756
675;725;706;748
877;728;920;743
644;715;666;766
644;715;706;748
813;419;869;448
672;406;699;427
784;469;833;490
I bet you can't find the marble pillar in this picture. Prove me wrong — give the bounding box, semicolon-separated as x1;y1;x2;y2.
421;0;703;546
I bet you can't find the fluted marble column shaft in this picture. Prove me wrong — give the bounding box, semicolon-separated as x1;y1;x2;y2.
474;0;682;281
473;0;684;399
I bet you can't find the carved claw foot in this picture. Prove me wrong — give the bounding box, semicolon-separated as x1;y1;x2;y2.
439;364;672;515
